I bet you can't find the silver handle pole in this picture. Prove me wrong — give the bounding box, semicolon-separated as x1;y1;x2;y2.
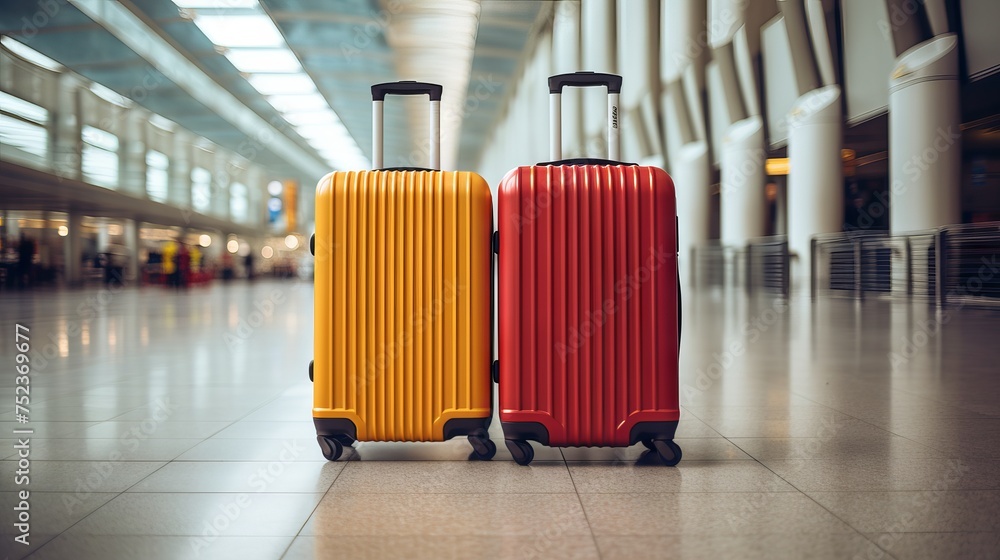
372;100;383;170
429;99;440;170
550;92;562;161
608;92;620;161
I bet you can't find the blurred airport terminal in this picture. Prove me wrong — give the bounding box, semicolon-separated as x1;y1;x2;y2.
1;1;999;559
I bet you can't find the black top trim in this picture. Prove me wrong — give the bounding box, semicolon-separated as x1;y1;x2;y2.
536;158;638;167
371;81;443;102
548;72;623;94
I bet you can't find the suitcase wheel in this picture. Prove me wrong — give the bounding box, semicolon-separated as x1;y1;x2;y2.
308;360;314;382
505;439;534;466
491;360;499;384
334;435;355;448
468;432;497;461
317;435;344;461
651;440;682;467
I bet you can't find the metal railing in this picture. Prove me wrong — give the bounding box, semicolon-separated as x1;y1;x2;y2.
691;242;727;288
810;222;1000;307
937;222;1000;307
812;231;903;299
691;236;790;296
747;235;790;296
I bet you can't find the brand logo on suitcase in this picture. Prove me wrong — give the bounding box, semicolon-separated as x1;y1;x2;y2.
611;105;618;129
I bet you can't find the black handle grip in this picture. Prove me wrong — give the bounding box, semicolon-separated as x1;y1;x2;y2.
548;71;623;94
371;81;443;101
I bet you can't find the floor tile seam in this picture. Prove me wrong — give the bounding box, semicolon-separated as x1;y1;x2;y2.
802;489;1000;495
281;455;355;558
731;440;891;555
121;489;341;494
860;530;1000;534
792;385;989;418
878;383;1000;413
183;385;304;442
784;390;962;453
20;487;131;559
561;458;603;560
16;532;59;560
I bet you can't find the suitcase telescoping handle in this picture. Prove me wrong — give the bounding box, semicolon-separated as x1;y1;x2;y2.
370;81;443;170
548;71;623;162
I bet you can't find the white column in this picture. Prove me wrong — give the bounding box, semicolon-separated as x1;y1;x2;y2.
675;141;711;283
213;152;230;221
721;116;766;247
617;0;660;163
53;74;81;180
169;130;191;208
65;212;83;287
123;218;139;283
120;109;147;196
889;34;961;233
552;0;583;158
787;85;843;289
5;213;20;240
96;220;110;253
581;0;616;155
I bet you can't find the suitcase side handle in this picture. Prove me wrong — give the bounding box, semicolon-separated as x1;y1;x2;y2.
548;71;622;162
370;81;442;170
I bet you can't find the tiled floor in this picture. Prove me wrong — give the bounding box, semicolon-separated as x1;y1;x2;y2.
1;280;999;559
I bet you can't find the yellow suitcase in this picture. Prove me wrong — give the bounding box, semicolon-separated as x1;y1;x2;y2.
312;82;495;461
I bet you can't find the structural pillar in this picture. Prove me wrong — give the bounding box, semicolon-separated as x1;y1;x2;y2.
53;74;82;181
120;109;147;197
721;116;766;287
674;142;711;284
581;0;616;156
889;34;961;233
788;85;843;290
169;130;192;209
124;218;139;283
65;212;83;287
721;116;767;246
96;220;109;253
5;212;20;240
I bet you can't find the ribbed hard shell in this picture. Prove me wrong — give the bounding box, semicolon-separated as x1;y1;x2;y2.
313;169;493;442
497;164;679;447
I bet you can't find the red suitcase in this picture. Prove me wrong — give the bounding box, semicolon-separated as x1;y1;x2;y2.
496;72;681;466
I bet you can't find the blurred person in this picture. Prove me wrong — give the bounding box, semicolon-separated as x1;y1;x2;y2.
189;244;202;274
103;243;127;286
17;233;35;288
162;240;178;287
222;251;234;281
245;250;254;280
178;243;191;288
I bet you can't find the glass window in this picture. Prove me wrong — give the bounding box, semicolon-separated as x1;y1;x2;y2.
0;91;48;166
146;150;169;203
230;182;248;223
82;124;119;188
191;167;212;213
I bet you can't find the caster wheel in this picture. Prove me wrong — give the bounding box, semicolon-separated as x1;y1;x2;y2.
652;440;682;466
505;439;534;466
641;439;655;451
468;434;497;460
334;435;355;448
310;234;315;256
309;360;314;382
492;360;499;384
317;435;344;461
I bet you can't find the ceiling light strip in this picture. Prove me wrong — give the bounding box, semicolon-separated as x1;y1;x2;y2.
69;0;330;178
